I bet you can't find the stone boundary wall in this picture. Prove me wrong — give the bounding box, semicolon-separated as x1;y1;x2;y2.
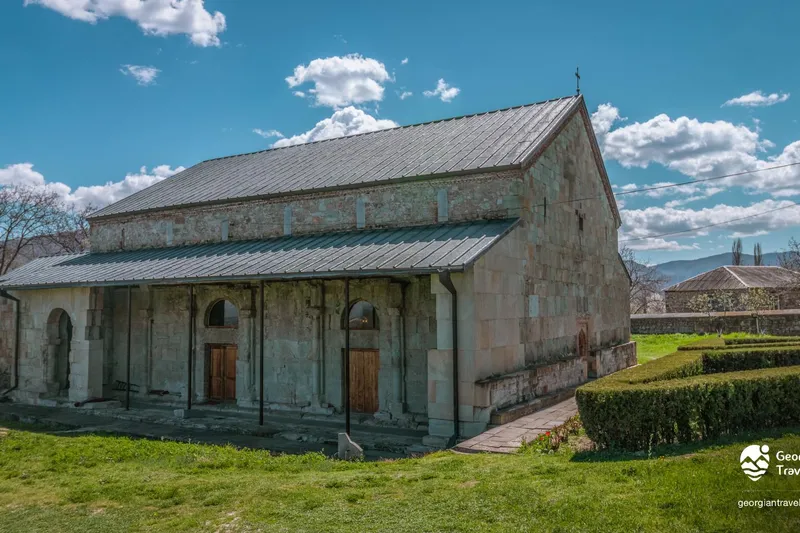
631;309;800;336
595;341;637;377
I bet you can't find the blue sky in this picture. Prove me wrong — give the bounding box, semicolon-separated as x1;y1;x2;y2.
1;0;799;264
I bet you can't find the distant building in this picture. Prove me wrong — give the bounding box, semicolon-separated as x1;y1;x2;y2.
664;266;800;313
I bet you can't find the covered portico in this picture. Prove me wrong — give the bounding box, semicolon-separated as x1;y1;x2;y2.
0;219;518;444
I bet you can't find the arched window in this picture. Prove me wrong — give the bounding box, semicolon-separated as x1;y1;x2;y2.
345;300;378;330
207;300;239;328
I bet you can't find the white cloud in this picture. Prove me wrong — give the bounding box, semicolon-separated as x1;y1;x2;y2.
285;54;391;108
401;57;409;65
423;78;460;102
729;230;769;238
723;91;790;107
25;0;226;47
0;163;184;210
625;238;700;252
252;128;284;139
590;103;624;145
273;106;397;148
595;103;800;197
292;90;306;98
619;199;800;251
399;91;413;100
120;64;160;86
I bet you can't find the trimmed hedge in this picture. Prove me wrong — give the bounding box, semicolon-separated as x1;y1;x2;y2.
576;345;800;450
725;336;800;345
679;341;800;351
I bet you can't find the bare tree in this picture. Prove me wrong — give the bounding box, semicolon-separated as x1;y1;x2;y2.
620;246;669;314
779;237;800;272
753;242;763;266
0;185;90;276
732;237;743;265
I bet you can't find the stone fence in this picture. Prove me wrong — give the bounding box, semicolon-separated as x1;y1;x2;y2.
631;309;800;336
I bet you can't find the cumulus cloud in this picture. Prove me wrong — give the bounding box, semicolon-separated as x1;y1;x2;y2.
423;78;460;102
619;199;800;251
273;106;397;148
0;163;184;210
723;90;790;107
120;64;160;86
285;54;391;108
590;103;623;145
252;128;284;139
401;57;409;65
24;0;226;47
595;103;800;197
399;91;413;100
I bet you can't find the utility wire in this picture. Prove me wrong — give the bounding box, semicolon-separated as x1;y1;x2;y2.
533;161;800;209
619;202;799;243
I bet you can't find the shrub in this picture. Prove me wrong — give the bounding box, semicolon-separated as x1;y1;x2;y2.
576;345;800;450
725;336;800;345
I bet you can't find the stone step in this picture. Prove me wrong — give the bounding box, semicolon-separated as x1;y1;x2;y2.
489;387;577;426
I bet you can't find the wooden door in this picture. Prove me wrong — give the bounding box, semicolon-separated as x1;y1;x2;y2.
348;349;379;413
209;345;237;401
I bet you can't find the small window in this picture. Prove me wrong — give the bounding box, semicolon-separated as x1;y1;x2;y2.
208;300;239;327
579;216;584;232
346;300;377;330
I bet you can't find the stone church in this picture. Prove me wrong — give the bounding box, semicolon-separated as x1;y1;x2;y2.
0;94;634;446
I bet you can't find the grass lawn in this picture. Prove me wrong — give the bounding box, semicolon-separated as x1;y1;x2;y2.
1;423;799;532
632;333;709;363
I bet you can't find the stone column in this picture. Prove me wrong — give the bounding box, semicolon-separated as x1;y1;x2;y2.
237;307;255;407
73;287;105;402
140;286;153;392
388;307;405;416
309;307;322;406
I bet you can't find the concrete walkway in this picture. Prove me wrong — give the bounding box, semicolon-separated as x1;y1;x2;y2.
455;397;578;454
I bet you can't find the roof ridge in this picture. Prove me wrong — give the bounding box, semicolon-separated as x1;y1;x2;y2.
722;266;748;288
664;265;725;291
201;94;580;164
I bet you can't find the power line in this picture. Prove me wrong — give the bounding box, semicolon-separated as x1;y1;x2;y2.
619;202;799;243
533;161;800;209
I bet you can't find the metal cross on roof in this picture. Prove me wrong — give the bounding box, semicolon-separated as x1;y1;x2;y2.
575;67;581;95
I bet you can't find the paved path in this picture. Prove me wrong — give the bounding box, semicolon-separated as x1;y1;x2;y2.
455;397;578;454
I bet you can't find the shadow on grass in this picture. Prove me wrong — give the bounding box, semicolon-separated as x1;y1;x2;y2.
570;426;800;463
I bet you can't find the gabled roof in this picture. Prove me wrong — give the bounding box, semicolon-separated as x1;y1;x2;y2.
90;95;589;219
665;266;800;292
0;219;519;290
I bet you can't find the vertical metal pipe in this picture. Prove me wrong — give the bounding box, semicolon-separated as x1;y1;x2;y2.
187;285;194;410
126;285;132;410
438;272;459;445
344;277;351;436
259;280;265;425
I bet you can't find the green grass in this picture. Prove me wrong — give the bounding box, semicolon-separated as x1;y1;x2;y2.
1;423;799;532
632;333;708;363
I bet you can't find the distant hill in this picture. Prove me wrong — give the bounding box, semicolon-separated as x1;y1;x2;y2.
655;252;781;288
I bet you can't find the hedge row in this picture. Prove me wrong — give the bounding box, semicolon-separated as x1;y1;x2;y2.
725;336;800;345
576;345;800;450
678;341;800;351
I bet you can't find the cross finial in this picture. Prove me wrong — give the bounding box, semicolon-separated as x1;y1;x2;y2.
575;67;581;95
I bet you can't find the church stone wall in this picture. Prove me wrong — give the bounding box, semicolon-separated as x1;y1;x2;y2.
89;171;523;253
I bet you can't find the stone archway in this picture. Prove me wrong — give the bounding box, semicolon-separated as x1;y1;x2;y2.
46;308;73;397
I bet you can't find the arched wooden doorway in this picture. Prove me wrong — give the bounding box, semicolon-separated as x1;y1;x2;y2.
344;300;379;413
205;299;239;402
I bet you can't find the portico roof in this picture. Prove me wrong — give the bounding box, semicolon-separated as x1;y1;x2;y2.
0;219;519;290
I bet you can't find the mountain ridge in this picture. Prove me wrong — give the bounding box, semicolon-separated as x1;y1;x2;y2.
654;252;782;287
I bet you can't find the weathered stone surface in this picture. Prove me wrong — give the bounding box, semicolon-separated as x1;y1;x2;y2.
632;309;800;335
